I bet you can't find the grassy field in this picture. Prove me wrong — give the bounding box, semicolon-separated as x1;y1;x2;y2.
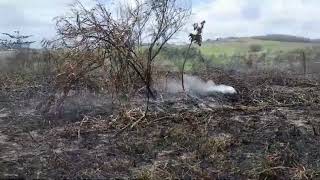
200;38;320;56
157;38;320;73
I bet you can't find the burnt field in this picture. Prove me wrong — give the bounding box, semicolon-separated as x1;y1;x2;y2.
0;70;320;179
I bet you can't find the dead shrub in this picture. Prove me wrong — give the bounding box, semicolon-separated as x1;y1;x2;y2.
43;0;191;114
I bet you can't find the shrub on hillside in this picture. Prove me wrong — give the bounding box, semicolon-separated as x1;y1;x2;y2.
249;44;262;52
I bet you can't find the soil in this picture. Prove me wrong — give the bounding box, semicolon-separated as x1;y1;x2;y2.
0;72;320;179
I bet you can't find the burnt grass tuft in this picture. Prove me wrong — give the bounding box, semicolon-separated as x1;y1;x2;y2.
0;71;320;179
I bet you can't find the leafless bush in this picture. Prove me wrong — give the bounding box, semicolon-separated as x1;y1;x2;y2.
43;0;191;114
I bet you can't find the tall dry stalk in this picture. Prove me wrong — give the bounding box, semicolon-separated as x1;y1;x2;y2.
181;20;205;91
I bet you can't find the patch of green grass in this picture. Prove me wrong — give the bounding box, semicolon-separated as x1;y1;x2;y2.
199;38;316;56
156;38;320;71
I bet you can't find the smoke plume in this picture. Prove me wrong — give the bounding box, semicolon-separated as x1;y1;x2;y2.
164;75;236;96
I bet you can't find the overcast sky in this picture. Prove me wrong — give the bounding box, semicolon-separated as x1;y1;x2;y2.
0;0;319;47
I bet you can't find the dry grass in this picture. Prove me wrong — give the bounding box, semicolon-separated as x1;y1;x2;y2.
0;69;320;179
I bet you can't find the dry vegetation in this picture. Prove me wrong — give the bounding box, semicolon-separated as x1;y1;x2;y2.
1;69;320;179
42;0;191;112
1;0;320;179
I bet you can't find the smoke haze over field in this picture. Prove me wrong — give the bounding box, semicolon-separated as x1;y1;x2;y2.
164;75;236;95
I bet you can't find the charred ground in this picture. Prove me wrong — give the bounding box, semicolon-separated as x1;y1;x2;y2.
0;70;319;179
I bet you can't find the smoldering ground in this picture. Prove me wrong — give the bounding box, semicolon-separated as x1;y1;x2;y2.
159;75;237;96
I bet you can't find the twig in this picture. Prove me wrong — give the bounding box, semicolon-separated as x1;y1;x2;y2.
257;166;294;175
113;113;146;138
78;115;89;140
27;131;40;146
130;113;146;129
149;116;172;124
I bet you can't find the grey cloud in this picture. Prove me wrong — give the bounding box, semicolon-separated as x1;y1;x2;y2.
0;0;78;47
241;2;261;20
193;0;320;39
0;4;29;27
1;0;320;48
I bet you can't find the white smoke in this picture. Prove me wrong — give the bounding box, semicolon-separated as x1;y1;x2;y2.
163;75;236;95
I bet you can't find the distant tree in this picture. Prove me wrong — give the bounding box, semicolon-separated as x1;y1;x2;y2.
0;31;35;49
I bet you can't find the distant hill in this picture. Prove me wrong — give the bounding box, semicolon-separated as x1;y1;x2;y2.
252;34;311;43
311;39;320;43
205;37;245;43
205;34;320;43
